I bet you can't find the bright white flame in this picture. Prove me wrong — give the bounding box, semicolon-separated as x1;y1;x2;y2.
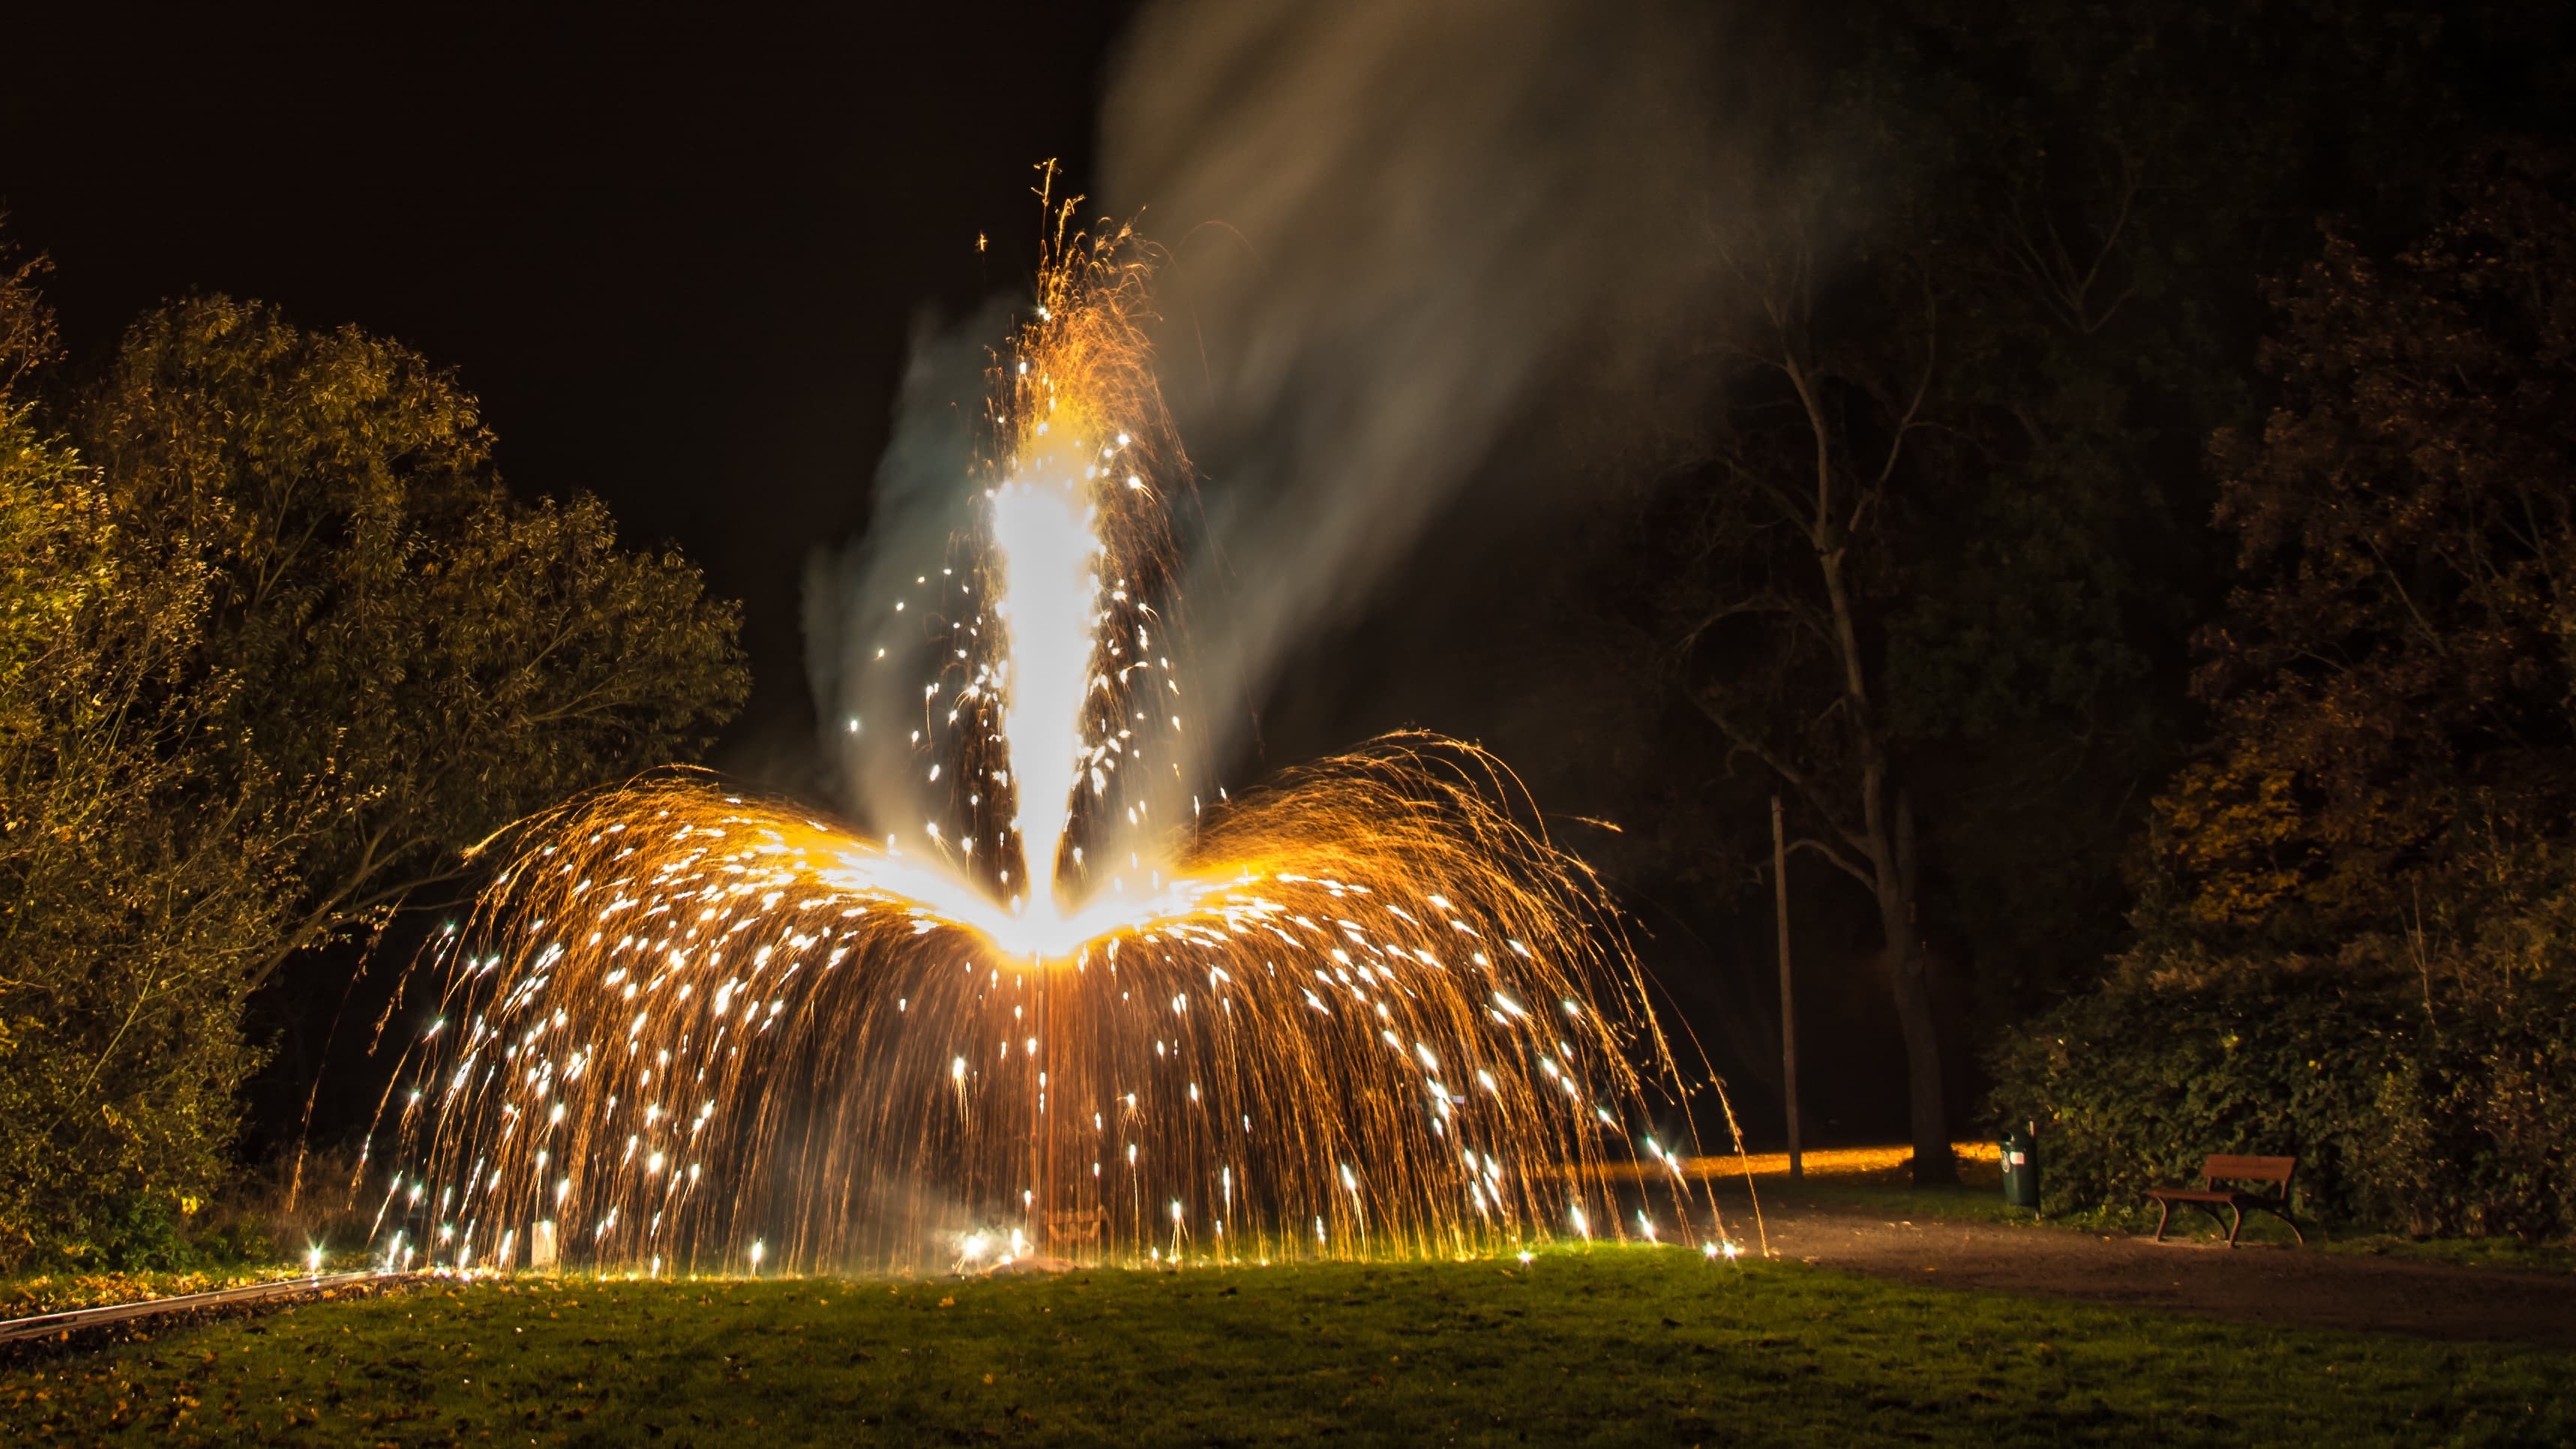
987;480;1098;910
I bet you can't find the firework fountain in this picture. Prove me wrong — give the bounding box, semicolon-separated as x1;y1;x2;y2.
368;197;1733;1276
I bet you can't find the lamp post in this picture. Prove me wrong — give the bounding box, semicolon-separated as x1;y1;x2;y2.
1773;796;1801;1180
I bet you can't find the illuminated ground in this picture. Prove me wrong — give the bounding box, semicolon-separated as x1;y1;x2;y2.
5;1247;2568;1445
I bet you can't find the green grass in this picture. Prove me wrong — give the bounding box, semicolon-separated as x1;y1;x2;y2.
1744;1177;2046;1227
2319;1234;2576;1276
1736;1176;2267;1244
4;1247;2567;1446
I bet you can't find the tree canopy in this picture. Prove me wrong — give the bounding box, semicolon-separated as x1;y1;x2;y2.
80;298;751;983
0;254;286;1263
0;271;748;1265
2154;148;2576;941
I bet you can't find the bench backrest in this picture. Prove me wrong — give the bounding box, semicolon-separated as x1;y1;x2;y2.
2202;1154;2297;1190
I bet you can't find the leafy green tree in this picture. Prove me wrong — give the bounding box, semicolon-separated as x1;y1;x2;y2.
0;272;751;1263
0;246;288;1265
80;298;752;984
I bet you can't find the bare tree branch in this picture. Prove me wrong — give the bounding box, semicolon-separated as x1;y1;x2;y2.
1788;836;1875;889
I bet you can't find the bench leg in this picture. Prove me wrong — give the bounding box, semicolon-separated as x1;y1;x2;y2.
2269;1209;2304;1246
2151;1198;2173;1242
2225;1203;2244;1247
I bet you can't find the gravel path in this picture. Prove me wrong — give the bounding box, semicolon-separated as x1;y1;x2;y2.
1742;1199;2576;1349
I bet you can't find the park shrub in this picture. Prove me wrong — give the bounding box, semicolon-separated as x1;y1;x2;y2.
1992;886;2576;1239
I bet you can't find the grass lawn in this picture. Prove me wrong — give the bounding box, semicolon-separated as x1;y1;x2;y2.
3;1247;2567;1447
2316;1234;2576;1276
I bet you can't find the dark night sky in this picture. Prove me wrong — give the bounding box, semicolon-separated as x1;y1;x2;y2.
14;7;2576;1176
1;3;1652;848
3;5;1839;1144
4;3;1139;784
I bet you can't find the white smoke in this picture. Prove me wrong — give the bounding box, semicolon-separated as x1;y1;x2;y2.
809;0;1731;818
1100;0;1722;772
803;301;1007;826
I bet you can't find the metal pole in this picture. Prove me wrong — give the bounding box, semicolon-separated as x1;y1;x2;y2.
1773;796;1801;1180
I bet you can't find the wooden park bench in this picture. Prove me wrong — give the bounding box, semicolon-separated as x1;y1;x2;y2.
2143;1154;2304;1247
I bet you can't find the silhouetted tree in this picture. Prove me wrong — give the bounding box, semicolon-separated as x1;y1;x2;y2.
2154;147;2576;939
1617;0;2532;1173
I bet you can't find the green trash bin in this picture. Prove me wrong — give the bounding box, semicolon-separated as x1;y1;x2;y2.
1999;1124;2040;1210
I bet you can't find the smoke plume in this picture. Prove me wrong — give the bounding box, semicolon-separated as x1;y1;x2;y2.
807;0;1725;816
803;300;1010;824
1100;0;1719;771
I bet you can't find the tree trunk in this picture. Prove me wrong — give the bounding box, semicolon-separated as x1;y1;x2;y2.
1880;790;1953;1185
1782;341;1954;1188
1886;939;1953;1184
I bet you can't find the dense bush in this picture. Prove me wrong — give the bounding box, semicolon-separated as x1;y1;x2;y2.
1993;892;2576;1238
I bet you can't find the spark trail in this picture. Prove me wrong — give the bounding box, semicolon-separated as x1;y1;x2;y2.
371;191;1727;1276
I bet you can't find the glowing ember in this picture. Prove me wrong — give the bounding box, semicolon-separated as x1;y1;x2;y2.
371;198;1726;1274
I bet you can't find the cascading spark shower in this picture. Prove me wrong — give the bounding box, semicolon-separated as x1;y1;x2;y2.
370;191;1727;1276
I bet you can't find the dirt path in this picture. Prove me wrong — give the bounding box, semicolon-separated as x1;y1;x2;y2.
1740;1198;2576;1349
